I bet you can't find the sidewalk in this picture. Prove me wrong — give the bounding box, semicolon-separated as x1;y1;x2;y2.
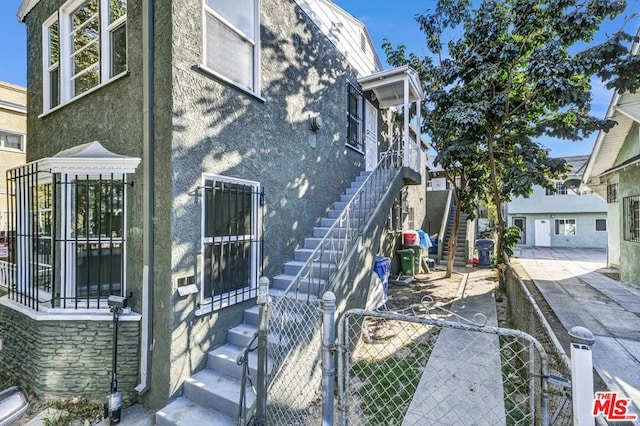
515;247;640;424
403;268;506;425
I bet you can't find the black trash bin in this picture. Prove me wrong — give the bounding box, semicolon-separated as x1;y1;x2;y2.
475;239;495;267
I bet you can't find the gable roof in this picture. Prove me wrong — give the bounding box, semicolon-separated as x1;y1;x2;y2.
17;0;37;22
18;0;384;77
582;30;640;197
294;0;383;76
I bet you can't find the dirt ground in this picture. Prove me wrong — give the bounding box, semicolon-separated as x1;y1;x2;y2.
384;268;464;313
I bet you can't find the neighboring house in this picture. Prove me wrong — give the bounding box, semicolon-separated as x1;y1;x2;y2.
583;35;640;284
505;155;607;248
0;82;27;244
5;0;426;420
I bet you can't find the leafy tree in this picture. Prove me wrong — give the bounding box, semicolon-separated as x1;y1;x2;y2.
384;0;639;282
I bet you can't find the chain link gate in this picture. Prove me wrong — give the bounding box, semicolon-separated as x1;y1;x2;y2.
335;307;551;425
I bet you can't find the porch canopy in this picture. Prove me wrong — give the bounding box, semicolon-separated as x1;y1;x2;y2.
358;65;424;173
38;141;141;175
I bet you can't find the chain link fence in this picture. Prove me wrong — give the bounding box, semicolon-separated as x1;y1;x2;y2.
504;266;573;424
265;295;323;425
336;308;550;425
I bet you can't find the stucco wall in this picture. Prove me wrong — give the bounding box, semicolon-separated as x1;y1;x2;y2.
618;162;640;287
0;82;27;231
0;302;140;401
425;190;449;237
507;213;607;248
163;0;373;407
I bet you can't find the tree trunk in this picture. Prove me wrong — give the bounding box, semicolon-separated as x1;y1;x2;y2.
445;192;461;278
486;136;505;288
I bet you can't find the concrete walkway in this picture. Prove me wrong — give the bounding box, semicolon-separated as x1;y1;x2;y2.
403;268;506;426
515;247;640;424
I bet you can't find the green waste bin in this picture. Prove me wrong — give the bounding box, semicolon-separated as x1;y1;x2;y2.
397;249;416;276
405;245;423;274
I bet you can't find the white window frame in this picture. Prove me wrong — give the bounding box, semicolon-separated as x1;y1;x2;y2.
201;0;261;96
200;174;261;311
0;130;27;153
42;0;127;113
595;218;607;232
554;218;576;236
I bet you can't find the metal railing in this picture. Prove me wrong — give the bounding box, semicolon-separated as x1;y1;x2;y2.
265;138;407;425
437;189;454;263
280;137;404;300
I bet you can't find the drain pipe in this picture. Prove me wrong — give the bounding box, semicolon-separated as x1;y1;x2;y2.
135;0;154;395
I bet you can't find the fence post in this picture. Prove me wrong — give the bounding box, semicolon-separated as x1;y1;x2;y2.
255;276;270;425
322;292;336;426
569;326;595;426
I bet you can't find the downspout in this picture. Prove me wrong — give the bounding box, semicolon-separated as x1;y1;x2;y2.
135;0;154;395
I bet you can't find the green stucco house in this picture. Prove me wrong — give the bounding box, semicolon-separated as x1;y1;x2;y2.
1;0;427;422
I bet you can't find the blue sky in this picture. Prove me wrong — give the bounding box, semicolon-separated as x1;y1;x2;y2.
0;0;637;157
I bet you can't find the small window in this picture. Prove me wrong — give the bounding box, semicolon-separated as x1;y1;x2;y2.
595;219;607;232
546;181;567;196
347;81;363;151
607;183;618;203
0;131;26;152
624;195;640;242
203;0;260;94
555;218;576;236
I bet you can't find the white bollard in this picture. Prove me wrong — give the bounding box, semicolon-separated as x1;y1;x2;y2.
569;326;595;426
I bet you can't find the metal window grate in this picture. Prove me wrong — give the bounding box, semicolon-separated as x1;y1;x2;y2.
202;179;264;312
624;195;640;243
6;163;128;310
607;183;618;203
347;81;363;151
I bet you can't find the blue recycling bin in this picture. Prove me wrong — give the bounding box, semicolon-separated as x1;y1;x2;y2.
374;255;391;293
475;239;495;267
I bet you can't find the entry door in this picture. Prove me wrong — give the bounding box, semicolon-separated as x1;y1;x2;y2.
512;217;526;244
365;100;378;171
534;220;551;247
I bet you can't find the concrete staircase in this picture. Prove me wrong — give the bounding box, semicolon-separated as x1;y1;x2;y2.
441;205;468;266
155;171;387;425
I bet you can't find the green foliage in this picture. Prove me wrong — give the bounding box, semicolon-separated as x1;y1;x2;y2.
503;226;522;257
384;0;639;263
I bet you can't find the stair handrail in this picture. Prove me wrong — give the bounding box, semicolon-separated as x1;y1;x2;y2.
236;332;259;426
437;189;454;263
280;137;403;300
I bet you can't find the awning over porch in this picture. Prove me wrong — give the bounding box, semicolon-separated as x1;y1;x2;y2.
357;65;422;109
358;66;424;178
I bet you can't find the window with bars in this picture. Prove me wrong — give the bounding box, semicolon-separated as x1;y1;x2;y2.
7;165;130;310
202;175;262;311
624;195;640;243
347;81;363;151
607;183;618;203
42;0;127;112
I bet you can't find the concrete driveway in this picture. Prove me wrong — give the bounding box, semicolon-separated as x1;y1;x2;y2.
514;246;640;423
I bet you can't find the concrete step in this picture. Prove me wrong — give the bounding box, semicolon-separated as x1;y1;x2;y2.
227;323;258;348
244;305;259;326
156;396;235;426
319;216;360;228
312;226;355;239
271;274;327;295
303;236;350;251
207;344;260;382
283;260;337;280
294;247;344;263
184;369;255;419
